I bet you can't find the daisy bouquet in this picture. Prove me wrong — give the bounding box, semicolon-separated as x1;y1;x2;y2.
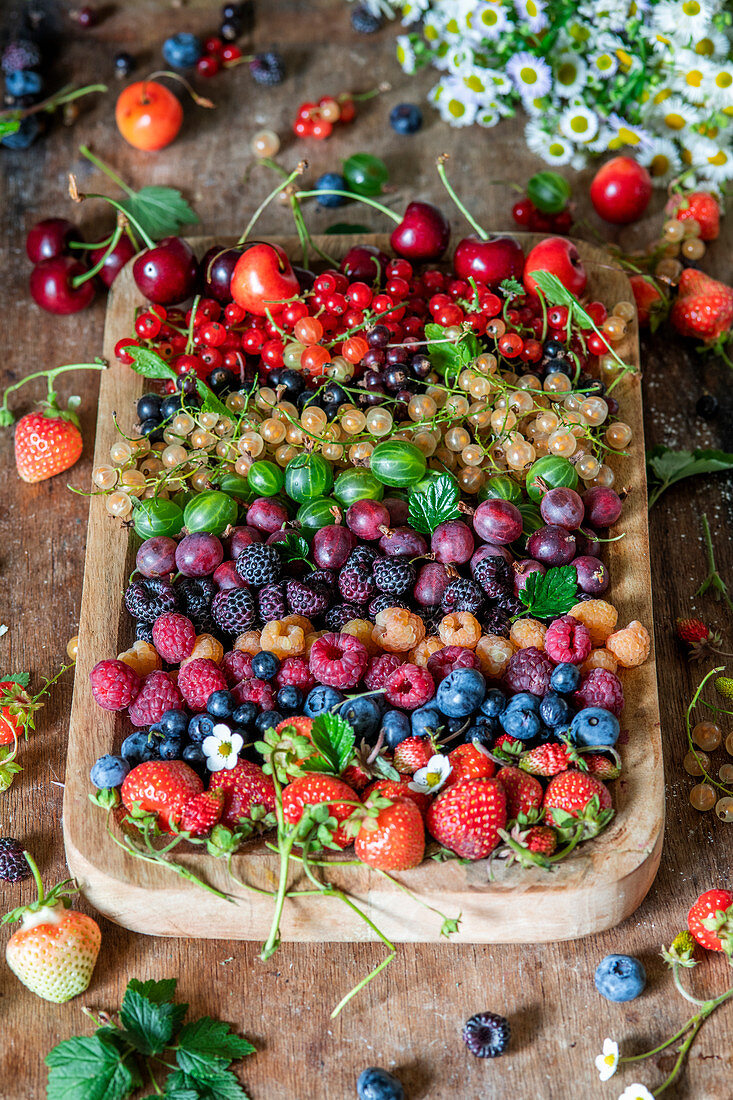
355;0;733;185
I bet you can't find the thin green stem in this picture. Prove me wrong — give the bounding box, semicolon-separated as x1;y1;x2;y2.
79;145;134;196
672;961;707;1007
0;361;107;420
696;513;733;613
295;189;401;223
22;851;45;906
239;166;304;244
655;1017;704;1095
436;156;487;239
79;192;155;250
72;224;123;287
0;83;107;121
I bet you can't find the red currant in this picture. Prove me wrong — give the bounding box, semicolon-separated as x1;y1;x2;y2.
587;332;611;355
221;44;242;63
585;301;608;325
200;321;226;346
347;281;373;309
338;96;356;123
311;119;333;140
547;305;569;328
204;36;224;54
242;328;265;353
498;332;523;357
512;198;536;227
225;302;245;325
386;258;413;281
200;347;223;373
261;339;284;369
135;312;162;339
115;337;140;363
197;55;221;78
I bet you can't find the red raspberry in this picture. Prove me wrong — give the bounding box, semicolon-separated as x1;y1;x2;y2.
128;671;183;727
427;644;480;684
544;615;592;665
309;632;369;688
234;677;275;710
503;647;554;696
89;659;141;711
152;612;196;663
363;652;404;691
221;650;253;686
178;658;228;710
384;663;435;709
276;656;315;693
573;668;624;717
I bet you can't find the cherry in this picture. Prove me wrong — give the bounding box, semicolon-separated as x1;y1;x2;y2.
523;237;587;297
230;243;300;316
133;237;199;305
26;218;80;264
389;201;450;262
512;198;536;228
590;156;652;225
201;245;245;302
453;235;525;288
90;233;137;288
340;244;389;284
29;256;96;315
431;519;475;564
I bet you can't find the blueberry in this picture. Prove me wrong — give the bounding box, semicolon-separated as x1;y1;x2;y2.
594;954;646;1002
182;742;207;773
136;392;162;422
6;70;43;96
276;685;304;714
569;706;620;748
159;709;189;737
207;689;236;718
233;701;258;728
436;668;486;718
481;688;507;718
114;51;135;77
550;663;581;694
162;32;203;69
339;695;382;738
158;735;184;760
254;709;283;736
389;103;422;135
469;715;499;740
410;705;442;739
121;731;153;764
381;709;411;749
356;1066;404;1100
304;685;345;716
499;705;541;741
505;691;540;713
350;5;382;33
315;172;347;208
90;754;129;789
539;692;572;730
1;116;40;149
188;713;216;743
465;725;493;749
251;651;280;680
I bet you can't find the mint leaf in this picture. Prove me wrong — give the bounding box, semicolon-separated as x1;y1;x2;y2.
176;1018;255;1079
119;987;186;1055
119;186;199;241
165;1070;249;1100
310;711;356;774
647;446;733;507
408;472;460;535
128;346;178;382
45;1035;139;1100
530;271;595;329
518;565;578;620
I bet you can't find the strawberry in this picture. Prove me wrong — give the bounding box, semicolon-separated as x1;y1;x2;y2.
675;617;728;661
670;268;733;343
364;777;431;818
14;408;83;483
180;788;224;837
2;852;101;1003
494;733;519;752
121;760;203;832
519;742;575;777
282;773;357;849
629;273;667;329
542;770;613;837
584;753;621;781
426;777;507;860
715;676;733;701
687;888;733;955
526;825;557;856
209;758;276;829
355;797;425;870
341;761;372;792
0;680;30;747
445;742;495;787
496;765;543;819
668;190;720;241
393;736;434;775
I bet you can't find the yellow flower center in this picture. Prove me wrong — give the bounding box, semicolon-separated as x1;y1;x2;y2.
548;142;566;157
557;62;577;85
650;153;671;175
708;150;728;166
464;74;486;93
604;1054;615;1066
654;87;672;103
664;112;686;130
686;70;703;87
526;0;539;15
446;18;459;33
716;72;733;88
570;116;589;133
616;126;641;145
425;24;438;41
480;9;499;26
520;66;538;84
682;0;701;14
596;54;613;71
448;99;466;118
695;37;715;56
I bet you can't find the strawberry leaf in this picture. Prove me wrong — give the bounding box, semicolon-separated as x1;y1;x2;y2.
1;672;29;688
500;277;524;298
647;445;733;507
176;1018;255;1076
517;565;578;620
45;1034;141;1100
127;346;178;382
310;711;356;774
408;472;460;535
119;985;187;1055
424;323;480;382
118;186;199;241
164;1069;249;1099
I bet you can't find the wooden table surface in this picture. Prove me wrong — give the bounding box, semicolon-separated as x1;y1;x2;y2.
2;2;733;1097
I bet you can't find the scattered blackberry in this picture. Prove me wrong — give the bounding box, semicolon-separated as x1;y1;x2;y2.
347;546;379;569
696;393;719;420
114;50;135;77
236;543;282;586
462;1012;510;1058
373;558;415;597
473;556;513;598
2;39;41;74
441;579;485;616
212;588;256;634
0;838;31;882
350;4;382;32
176;577;216;622
497;594;524;618
368;593;408;618
258;582;288;622
339;566;377;605
125;578;177;622
285;579;329;618
309;569;337;592
482;609;510;638
325;603;362;632
249;50;285;85
135;621;155;644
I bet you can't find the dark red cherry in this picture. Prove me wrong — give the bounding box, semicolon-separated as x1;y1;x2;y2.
201;244;244;302
453;235;525;288
90;233;138;288
133;236;199;305
29;256;95;314
389;201;450;262
339;244;389;285
26;218;81;264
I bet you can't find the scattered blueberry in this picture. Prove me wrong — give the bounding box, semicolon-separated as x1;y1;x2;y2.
696;393;718;420
304;685;345;716
499;702;541;741
339;695;382;738
389;103;422;135
1;116;40;149
315;172;347;208
480;688;507;718
436;668;486;718
550;663;581;694
158;735;184;761
188;713;217;743
158;709;189;737
254;709;283;736
207;689;237;719
251;651;280;680
350;5;382;33
462;1011;511;1058
162;33;203;69
249;51;285;86
5;70;43;96
381;709;411;749
539;691;572;730
356;1066;404;1100
465;725;492;749
233;701;258;728
276;685;304;714
569;706;620;748
594;954;646;1002
90;754;130;789
410;705;442;739
114;51;135;78
121;731;155;764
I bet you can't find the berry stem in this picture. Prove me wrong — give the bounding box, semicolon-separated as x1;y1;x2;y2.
71;223;124;288
295;189;401;224
671;960;707;1007
144;71;216;110
79;144;135;197
686;666;733;796
69;176;156;250
0;362;108;427
695;513;733;613
435;154;488;240
373;867;461;937
259;768;292;959
0;82;107;122
22;850;45;906
238;163;306;245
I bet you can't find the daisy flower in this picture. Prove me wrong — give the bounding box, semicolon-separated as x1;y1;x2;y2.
656;0;715;43
653;94;699;134
506;51;552;99
400;0;431;26
514;0;548;34
396;34;418;74
672;50;712;104
690;133;733;184
202;725;243;772
595;1039;620;1082
607;113;653;150
559;103;600;144
429;78;479;126
705;63;733;109
525;119;575;165
467;1;511;41
617;1086;655;1100
409;753;453;794
475;103;503;127
553;53;589;99
637;134;682;183
588;48;619;79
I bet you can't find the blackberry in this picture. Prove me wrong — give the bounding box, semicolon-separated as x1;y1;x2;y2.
497;594;524;618
462;1012;510;1058
339;566;377;605
176;577;216;622
0;837;31;882
696;393;719;420
236;543;282;586
441;579;485;616
135;620;155;643
258;582;288;622
347;546;379;570
373;557;415;597
249;50;285;85
368;593;408;619
474;556;513;599
350;4;382;32
114;50;134;77
309;569;337;592
325;603;361;632
481;609;510;638
285;579;329;618
2;39;41;74
415;606;443;635
212;588;256;634
125;578;177;622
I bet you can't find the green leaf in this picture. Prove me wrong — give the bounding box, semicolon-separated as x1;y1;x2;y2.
0;672;29;688
530;271;595;329
310;711;356;774
518;565;578;620
125;977;179;1004
164;1070;249;1100
277;532;311;564
118;186;199;241
198;383;230;418
0;118;20;139
408;472;460;535
500;277;524;297
45;1035;139;1100
424;323;480;380
647;446;733;506
128;346;178;382
176;1018;255;1080
119;987;186;1055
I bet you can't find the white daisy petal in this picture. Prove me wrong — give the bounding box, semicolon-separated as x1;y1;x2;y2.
506;52;552;99
617;1085;656;1100
595;1039;619;1082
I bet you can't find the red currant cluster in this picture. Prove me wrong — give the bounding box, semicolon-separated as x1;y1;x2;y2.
293;95;356;140
195;36;243;78
512;198;573;235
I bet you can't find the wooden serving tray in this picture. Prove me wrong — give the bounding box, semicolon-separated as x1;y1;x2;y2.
64;234;663;943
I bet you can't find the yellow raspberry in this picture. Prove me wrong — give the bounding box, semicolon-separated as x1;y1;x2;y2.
409;636;444;667
117;640;161;677
260;620;306;658
438;612;482;650
234;630;261;656
281;613;313;634
180;633;224;670
569;599;618;647
475;634;515;677
580;647;618;675
509;618;547;650
372;608;426;652
342;619;381;655
605;620;651;667
303;630;327;656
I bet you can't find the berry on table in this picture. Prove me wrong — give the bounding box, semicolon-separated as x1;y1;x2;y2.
436;667;486;717
309;632;369;688
569;707;620;748
384;663;435;709
355;797;425;870
121;760;203;831
2;39;41;74
503;647;554;696
568;600;618;647
350;5;382;33
178;659;228;711
356;1067;404;1100
462;1011;510;1058
573;668;624;717
496;765;543;818
544;615;592;665
89;659;141;711
212;588;256;634
90;754;130;789
14;409;84;483
249;51;285;85
162;33;203;69
687;889;733;954
314;172;347;207
426;777;507;859
0;838;32;882
152;612;196;663
594;954;646;1002
550;662;581;694
389;103;422;135
209;758;276;827
283;774;356;850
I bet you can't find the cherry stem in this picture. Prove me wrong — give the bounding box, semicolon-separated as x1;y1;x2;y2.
144;71;216;110
238;163;306;244
436;154;488;240
0;82;107;122
72;223;124;287
295;189;401;224
70;179;155;250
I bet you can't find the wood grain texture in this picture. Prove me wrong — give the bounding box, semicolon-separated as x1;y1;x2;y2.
1;1;733;1096
64;232;664;944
